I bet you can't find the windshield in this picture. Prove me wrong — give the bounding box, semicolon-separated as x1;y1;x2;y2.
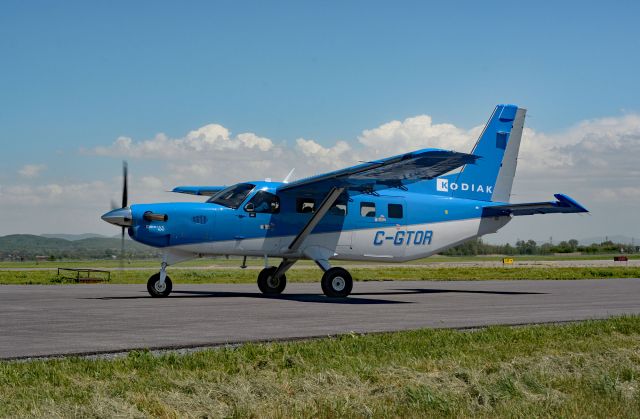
207;183;255;208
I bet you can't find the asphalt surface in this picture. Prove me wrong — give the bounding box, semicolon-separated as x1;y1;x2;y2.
1;279;640;360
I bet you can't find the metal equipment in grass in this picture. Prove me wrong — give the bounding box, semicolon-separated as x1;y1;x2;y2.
57;268;111;283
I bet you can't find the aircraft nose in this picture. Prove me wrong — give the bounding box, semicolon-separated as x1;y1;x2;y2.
101;207;133;227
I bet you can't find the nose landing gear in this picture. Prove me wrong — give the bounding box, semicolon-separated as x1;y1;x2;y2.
147;261;172;297
147;273;173;297
257;266;287;294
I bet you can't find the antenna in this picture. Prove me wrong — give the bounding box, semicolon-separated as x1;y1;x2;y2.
283;168;295;183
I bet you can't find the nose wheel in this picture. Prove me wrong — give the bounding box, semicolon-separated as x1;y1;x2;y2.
257;266;287;295
321;267;353;298
147;272;173;297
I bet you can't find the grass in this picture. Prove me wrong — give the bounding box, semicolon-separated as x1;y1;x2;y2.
1;266;640;285
2;316;640;417
1;253;638;269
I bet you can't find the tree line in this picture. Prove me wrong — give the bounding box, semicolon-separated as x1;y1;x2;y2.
441;239;638;256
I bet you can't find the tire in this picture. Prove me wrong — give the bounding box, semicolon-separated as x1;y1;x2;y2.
257;266;287;295
147;273;173;297
321;267;353;298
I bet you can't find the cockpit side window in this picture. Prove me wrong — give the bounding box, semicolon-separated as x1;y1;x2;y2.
207;183;255;209
245;191;280;213
296;198;316;213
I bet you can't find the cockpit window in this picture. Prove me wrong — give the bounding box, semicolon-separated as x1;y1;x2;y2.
207;183;255;209
245;191;280;213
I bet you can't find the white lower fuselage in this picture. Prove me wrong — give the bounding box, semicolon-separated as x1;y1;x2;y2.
171;216;511;263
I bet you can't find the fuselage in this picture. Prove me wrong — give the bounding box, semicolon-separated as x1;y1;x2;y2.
127;181;511;262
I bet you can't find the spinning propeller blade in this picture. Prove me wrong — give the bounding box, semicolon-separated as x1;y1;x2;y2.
120;161;128;267
122;161;128;208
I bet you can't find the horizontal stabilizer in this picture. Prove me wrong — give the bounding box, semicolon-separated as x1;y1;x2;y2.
171;186;226;196
483;194;588;217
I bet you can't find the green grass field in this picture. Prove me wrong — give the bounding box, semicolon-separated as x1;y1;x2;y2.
1;252;638;269
1;316;639;417
1;266;640;285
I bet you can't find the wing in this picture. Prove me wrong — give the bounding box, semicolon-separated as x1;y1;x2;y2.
483;194;588;216
171;186;226;196
278;148;478;194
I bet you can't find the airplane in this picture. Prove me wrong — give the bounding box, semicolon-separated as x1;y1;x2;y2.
101;104;588;298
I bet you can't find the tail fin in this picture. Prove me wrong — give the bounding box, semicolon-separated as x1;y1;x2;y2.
443;104;525;202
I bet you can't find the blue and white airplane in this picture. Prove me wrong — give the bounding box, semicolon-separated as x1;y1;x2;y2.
102;104;588;298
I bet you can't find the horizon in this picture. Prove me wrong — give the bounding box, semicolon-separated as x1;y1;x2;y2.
2;232;638;247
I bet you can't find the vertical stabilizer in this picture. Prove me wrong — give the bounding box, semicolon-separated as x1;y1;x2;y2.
447;104;526;202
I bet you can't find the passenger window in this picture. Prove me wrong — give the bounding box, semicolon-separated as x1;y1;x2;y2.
296;198;315;213
245;191;280;213
388;204;403;219
360;202;375;217
329;203;347;216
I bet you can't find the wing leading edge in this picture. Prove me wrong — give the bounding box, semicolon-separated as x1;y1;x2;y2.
171;186;227;196
483;194;589;217
278;148;479;194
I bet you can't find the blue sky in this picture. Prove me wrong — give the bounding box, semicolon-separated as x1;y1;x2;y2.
1;1;639;241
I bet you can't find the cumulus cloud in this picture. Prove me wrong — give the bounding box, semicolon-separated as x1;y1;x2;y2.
505;113;640;208
295;138;352;168
518;114;640;176
358;115;478;156
18;164;46;178
94;124;273;159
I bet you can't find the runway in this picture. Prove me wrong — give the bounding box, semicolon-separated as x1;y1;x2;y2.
1;278;639;360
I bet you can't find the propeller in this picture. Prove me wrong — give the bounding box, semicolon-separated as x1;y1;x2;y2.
120;161;128;266
122;161;128;209
101;161;133;268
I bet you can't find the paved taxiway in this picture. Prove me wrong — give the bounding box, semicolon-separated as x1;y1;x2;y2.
1;279;639;359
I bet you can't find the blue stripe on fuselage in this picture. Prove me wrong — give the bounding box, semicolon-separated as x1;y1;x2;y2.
129;183;506;248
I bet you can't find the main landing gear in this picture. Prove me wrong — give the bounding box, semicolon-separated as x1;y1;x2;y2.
256;259;353;298
320;267;353;298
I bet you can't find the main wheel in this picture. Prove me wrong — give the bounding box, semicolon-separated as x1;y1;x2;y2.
321;267;353;298
257;266;287;295
147;273;173;297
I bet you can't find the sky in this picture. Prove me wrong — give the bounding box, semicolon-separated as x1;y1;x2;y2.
1;0;639;243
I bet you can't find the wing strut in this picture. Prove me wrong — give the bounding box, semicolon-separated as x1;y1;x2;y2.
271;187;345;279
288;186;345;253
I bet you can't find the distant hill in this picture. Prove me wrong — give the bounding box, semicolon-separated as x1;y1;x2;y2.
0;234;160;260
41;233;109;241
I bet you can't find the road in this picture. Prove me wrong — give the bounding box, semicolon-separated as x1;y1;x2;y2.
1;278;639;359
